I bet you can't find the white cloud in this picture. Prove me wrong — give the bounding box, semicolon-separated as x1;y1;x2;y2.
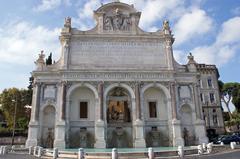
173;50;187;64
231;7;240;15
73;0;103;30
0;21;61;65
216;17;240;45
174;8;213;46
191;16;240;66
121;0;185;30
34;0;61;12
34;0;71;12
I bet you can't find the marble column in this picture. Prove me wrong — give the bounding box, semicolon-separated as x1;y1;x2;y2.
133;82;146;148
98;82;104;120
170;82;177;120
54;82;66;149
170;82;184;146
62;39;70;69
26;82;41;147
192;83;209;144
135;83;141;120
193;83;202;120
165;39;174;70
94;82;106;148
61;83;67;120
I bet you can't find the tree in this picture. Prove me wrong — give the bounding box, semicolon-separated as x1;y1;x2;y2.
0;88;32;130
232;84;240;112
219;81;240;118
46;52;52;65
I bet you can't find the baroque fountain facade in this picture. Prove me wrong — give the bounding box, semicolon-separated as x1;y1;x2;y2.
26;1;224;149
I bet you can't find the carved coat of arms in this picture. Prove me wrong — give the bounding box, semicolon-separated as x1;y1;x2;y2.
103;8;132;31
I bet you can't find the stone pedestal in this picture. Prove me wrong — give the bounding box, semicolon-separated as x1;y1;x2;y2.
133;119;146;148
194;119;209;144
54;121;66;149
94;120;106;148
172;119;184;146
26;121;39;148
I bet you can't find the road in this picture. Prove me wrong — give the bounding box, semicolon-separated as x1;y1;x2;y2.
197;150;240;159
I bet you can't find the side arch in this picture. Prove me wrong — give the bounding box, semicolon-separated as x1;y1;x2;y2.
141;83;171;100
67;83;99;100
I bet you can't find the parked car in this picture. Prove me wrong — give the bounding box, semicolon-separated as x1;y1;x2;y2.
215;134;240;144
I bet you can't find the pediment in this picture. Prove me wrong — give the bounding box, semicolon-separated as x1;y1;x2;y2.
94;1;141;33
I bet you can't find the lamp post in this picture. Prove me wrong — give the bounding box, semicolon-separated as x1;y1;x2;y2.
11;98;17;146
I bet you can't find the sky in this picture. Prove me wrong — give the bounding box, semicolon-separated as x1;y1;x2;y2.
0;0;239;94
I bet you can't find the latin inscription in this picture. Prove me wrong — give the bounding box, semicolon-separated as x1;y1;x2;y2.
70;40;167;67
63;72;171;80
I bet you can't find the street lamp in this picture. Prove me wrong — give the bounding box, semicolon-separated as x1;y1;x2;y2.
11;98;17;146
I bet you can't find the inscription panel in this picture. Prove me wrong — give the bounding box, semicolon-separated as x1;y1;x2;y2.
70;39;167;68
62;72;173;81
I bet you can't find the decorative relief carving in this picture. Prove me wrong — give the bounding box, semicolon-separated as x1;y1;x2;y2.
103;8;132;31
43;85;56;100
44;99;56;106
178;85;192;105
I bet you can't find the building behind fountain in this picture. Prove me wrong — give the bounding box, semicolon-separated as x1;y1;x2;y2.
26;1;224;149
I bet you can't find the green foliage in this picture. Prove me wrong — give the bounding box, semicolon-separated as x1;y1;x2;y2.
0;88;32;130
46;52;52;65
219;81;240;116
17;117;29;130
224;111;240;127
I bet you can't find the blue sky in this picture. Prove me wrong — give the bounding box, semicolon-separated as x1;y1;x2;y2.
0;0;239;94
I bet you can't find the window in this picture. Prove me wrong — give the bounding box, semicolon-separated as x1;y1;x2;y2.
207;78;213;88
200;93;204;102
199;80;203;88
213;110;218;125
80;101;88;119
149;101;157;118
209;93;215;103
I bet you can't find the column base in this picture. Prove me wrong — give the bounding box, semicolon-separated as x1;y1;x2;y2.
172;119;184;146
25;121;39;148
194;119;209;144
134;119;146;148
54;140;66;149
94;120;106;148
94;140;106;148
54;121;66;149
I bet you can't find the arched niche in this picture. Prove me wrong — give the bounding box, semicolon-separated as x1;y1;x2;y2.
179;104;195;146
41;105;55;148
143;86;170;147
67;85;96;148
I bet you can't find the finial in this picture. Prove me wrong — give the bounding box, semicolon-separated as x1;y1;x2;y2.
163;20;171;35
35;50;46;70
64;17;71;28
187;52;196;64
163;20;170;30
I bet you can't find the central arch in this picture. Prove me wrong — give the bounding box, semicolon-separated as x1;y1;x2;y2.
104;83;135;148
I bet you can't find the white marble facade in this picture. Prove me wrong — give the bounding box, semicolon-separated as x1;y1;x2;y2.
25;1;216;149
